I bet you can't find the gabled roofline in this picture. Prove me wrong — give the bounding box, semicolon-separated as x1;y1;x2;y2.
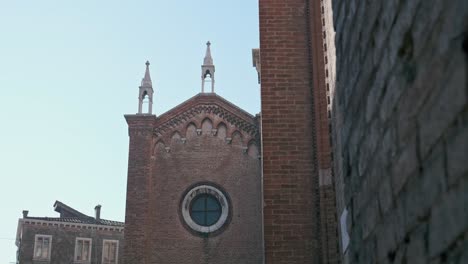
156;93;255;124
153;93;259;137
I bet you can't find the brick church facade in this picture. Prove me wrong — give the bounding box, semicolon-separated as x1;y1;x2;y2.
123;44;263;263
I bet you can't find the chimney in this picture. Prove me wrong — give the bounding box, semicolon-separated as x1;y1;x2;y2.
94;205;101;221
22;210;29;218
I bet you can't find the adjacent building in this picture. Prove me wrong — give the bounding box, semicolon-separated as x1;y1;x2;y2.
16;201;124;264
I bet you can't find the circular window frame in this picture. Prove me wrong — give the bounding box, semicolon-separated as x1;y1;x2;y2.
189;193;222;226
181;184;230;234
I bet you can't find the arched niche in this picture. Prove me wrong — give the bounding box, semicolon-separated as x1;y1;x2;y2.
201;118;213;135
231;131;243;146
186;123;197;139
154;140;166;154
217;123;227;139
247;141;259;158
171;131;182;143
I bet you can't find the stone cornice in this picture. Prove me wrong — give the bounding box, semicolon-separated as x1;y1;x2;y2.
19;218;124;232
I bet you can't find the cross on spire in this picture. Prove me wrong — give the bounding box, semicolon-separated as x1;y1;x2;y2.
141;60;152;87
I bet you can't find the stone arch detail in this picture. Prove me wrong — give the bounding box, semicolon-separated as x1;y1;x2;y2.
154;140;166;154
247;140;259;158
171;131;182;144
185;122;198;139
231;131;243;146
217;122;228;139
171;131;181;138
201;118;213;135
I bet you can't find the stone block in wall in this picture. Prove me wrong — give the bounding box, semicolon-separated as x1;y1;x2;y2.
361;198;380;240
358;1;381;63
372;0;398;63
379;70;406;122
458;238;468;264
405;224;428;264
378;177;393;216
402;142;446;231
447;123;468;186
381;125;397;165
428;177;468;258
411;0;445;59
391;137;419;196
375;216;397;262
417;43;466;158
376;197;406;262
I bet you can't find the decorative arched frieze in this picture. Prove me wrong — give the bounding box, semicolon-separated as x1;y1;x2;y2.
153;104;258;137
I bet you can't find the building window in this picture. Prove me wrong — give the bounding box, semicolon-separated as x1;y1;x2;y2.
190;194;222;226
74;237;92;263
181;184;230;234
33;235;52;260
102;240;119;264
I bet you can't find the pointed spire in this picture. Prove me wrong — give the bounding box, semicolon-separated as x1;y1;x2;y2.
203;41;213;65
138;60;154;114
141;60;152;87
201;41;216;93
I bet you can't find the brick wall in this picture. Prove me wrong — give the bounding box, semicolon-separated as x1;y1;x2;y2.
330;0;468;263
259;0;322;262
148;113;262;263
123;115;156;264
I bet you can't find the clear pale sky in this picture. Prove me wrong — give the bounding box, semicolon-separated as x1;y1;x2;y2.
0;0;259;262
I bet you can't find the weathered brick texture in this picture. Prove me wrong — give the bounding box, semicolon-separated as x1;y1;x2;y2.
259;0;340;263
330;0;468;263
123;115;156;264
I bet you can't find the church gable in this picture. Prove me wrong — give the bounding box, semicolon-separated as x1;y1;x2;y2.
152;93;260;155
